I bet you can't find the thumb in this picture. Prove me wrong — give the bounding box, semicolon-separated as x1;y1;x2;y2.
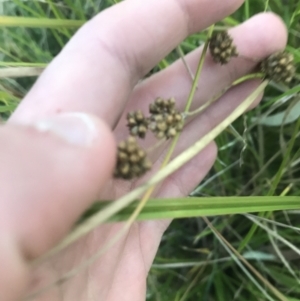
0;113;115;301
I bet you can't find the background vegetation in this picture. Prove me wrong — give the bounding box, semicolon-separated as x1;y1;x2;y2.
0;0;300;300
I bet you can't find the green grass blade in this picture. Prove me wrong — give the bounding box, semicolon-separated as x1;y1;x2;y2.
0;16;84;28
77;196;300;223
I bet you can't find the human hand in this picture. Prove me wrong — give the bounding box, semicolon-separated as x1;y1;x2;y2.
0;0;287;300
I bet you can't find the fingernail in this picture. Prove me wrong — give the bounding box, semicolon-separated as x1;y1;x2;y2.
34;113;98;146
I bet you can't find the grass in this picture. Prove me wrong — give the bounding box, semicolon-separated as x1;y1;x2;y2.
0;0;300;300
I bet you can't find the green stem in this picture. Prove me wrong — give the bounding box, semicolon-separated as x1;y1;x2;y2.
176;45;194;81
264;0;270;12
185;73;264;117
244;0;250;20
0;16;84;28
125;25;216;242
162;25;215;164
0;62;47;67
184;25;215;112
233;73;265;85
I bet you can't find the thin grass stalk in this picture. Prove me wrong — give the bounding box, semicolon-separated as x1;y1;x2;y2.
244;0;250;20
0;67;45;78
268;117;300;196
203;217;289;301
0;16;84;28
244;213;300;232
46;0;71;35
185;73;264;117
97;25;216;264
268;222;300;284
247;215;300;260
176;45;195;81
178;257;209;301
238;117;300;252
0;62;47;67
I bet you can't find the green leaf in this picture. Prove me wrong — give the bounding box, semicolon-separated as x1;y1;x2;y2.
77;196;300;223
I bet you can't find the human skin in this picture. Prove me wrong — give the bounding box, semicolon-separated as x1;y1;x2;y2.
0;0;287;300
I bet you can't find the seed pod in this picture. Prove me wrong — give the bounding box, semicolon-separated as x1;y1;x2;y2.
209;31;238;65
126;110;149;139
149;97;177;115
149;97;184;139
114;137;152;180
261;51;295;84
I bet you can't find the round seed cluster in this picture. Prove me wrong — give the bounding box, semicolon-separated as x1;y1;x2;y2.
209;31;238;65
114;137;152;180
261;51;295;84
127;110;149;139
148;97;184;139
114;97;184;180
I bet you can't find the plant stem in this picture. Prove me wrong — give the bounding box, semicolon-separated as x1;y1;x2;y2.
185;73;264;117
0;16;84;28
244;0;250;20
184;25;215;113
176;45;195;81
268;116;300;196
127;25;215;233
0;67;45;78
204;217;289;301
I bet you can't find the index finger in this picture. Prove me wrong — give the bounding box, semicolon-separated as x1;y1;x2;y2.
11;0;244;127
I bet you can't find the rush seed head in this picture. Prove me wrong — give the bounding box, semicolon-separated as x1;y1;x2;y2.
114;137;152;180
149;97;184;139
126;110;149;139
261;51;295;84
209;31;238;65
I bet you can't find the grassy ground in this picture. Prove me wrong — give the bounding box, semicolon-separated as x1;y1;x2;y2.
1;0;300;300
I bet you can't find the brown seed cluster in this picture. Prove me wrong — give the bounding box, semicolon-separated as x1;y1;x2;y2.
114;137;152;180
261;51;295;84
114;97;184;180
209;31;238;65
149;97;184;139
127;110;149;138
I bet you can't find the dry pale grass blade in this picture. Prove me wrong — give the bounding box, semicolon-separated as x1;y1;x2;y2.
32;80;269;266
268;223;300;284
247;215;300;258
244;213;300;232
203;217;289;301
176;45;195;82
0;67;45;78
